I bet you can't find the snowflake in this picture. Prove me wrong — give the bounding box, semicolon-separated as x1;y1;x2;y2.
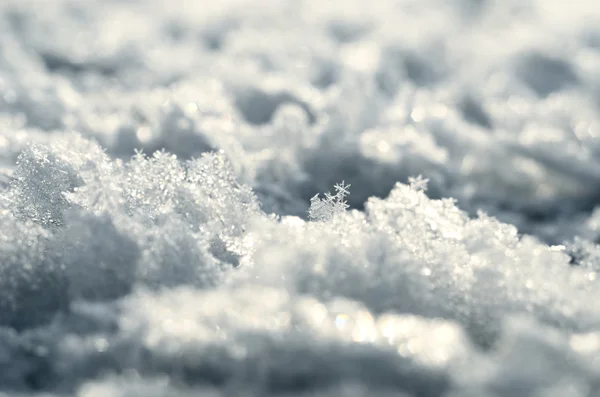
408;175;429;192
308;181;351;222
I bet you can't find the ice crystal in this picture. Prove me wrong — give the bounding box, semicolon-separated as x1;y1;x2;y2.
308;181;351;222
408;174;430;192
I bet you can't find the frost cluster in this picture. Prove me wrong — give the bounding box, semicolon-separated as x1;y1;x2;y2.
1;0;600;396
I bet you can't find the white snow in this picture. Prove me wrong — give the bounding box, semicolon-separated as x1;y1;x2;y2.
1;0;600;396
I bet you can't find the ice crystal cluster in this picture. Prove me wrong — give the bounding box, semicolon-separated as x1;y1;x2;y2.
1;0;600;396
308;181;351;222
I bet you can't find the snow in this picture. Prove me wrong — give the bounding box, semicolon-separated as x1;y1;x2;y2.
1;0;600;395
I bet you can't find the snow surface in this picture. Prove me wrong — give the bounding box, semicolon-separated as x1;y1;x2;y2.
1;0;600;395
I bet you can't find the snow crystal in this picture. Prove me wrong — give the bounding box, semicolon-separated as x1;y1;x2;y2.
308;181;351;222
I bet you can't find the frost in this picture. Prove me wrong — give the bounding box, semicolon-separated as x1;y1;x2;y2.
9;138;86;227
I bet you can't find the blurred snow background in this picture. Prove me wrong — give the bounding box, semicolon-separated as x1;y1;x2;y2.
1;0;600;396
